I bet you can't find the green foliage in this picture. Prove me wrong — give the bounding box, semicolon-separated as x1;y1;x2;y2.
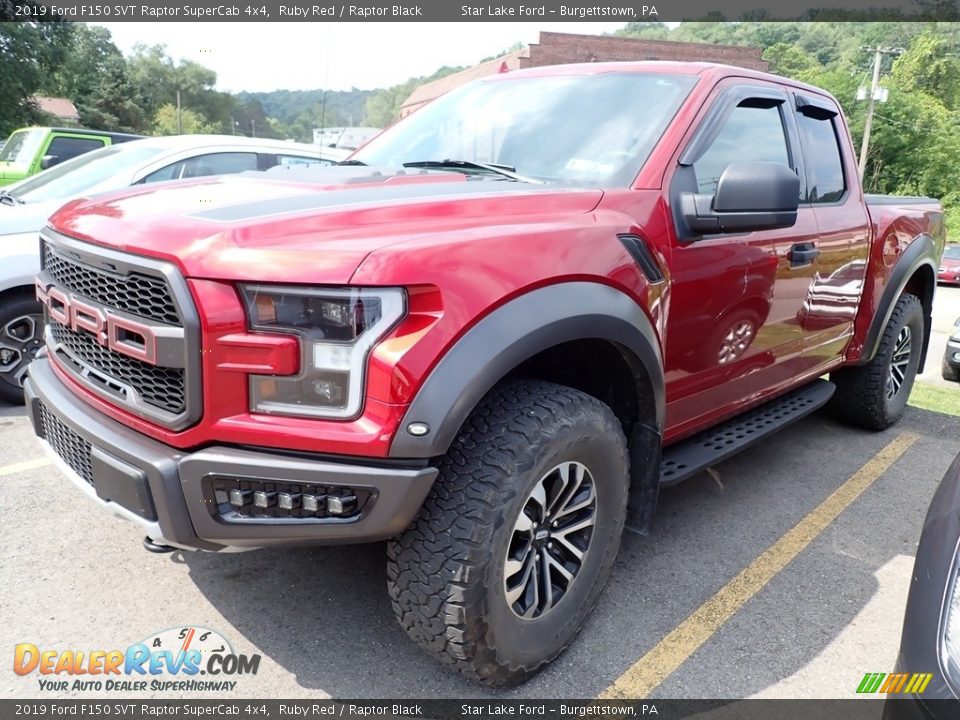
0;20;74;137
152;103;217;135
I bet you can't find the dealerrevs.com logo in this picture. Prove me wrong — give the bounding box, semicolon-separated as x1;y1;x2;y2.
13;626;261;692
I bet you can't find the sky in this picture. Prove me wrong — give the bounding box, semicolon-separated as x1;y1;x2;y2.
96;22;631;93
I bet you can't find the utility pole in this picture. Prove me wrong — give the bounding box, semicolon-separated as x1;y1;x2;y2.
176;89;182;135
857;49;882;180
857;46;902;180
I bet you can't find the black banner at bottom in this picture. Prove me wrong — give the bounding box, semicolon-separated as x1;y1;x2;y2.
0;699;950;720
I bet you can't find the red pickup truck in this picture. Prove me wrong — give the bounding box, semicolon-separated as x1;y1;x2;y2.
25;62;944;686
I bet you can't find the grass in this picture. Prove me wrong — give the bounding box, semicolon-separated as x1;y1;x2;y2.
908;380;960;417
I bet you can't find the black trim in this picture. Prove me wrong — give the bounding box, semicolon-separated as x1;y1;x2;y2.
389;282;664;459
618;234;665;283
860;233;939;368
24;357;438;551
794;93;839;120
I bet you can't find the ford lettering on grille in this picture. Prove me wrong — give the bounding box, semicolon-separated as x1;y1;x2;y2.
38;231;202;430
36;279;160;365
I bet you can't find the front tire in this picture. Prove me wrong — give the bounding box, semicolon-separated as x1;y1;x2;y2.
830;293;923;430
386;381;629;687
0;295;44;404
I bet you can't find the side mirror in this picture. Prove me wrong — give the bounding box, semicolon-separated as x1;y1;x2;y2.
681;161;800;236
40;155;59;170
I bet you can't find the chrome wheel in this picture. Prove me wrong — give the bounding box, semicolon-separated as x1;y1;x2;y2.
0;313;44;387
886;326;912;400
718;320;754;364
503;461;597;619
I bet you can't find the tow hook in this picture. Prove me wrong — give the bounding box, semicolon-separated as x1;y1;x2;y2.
142;536;176;554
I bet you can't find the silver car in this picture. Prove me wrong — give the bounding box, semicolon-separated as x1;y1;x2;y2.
0;135;349;402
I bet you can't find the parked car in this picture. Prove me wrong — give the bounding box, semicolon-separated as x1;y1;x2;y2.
940;245;960;285
0;135;349;401
883;451;960;719
944;316;960;382
24;62;944;686
0;127;142;186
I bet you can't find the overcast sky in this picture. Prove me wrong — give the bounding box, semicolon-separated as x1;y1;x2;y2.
96;23;632;93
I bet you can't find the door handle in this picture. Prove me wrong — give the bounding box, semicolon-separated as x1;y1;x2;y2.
788;242;819;267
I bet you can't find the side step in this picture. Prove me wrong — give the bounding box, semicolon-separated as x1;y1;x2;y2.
659;379;836;488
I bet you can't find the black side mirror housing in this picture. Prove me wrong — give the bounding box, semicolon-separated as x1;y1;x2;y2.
40;155;59;170
681;161;800;237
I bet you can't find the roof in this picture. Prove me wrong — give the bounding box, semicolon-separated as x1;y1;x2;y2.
401;48;528;115
118;134;352;159
32;96;79;121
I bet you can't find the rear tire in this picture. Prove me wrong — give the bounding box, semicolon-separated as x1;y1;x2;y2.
386;381;630;687
829;293;923;430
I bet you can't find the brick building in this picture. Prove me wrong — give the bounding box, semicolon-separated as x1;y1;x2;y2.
400;31;768;117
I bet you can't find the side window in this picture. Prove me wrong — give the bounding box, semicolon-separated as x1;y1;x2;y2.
142;162;182;183
796;113;846;203
179;152;258;178
693;104;790;194
142;153;258;184
45;136;106;163
277;155;328;168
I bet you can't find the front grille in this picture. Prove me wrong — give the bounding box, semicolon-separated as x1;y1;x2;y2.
38;403;94;487
40;232;200;429
49;322;186;415
43;244;181;326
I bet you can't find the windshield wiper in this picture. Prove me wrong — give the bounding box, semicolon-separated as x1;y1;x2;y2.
402;159;542;184
337;159;368;166
0;189;24;206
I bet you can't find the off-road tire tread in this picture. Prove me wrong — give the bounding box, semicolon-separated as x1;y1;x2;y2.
830;293;922;430
386;381;628;687
943;355;960;382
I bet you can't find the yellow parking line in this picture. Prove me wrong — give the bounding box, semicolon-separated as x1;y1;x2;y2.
0;458;52;477
600;432;919;699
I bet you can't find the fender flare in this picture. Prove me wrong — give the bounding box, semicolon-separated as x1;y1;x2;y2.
388;282;664;459
859;234;938;367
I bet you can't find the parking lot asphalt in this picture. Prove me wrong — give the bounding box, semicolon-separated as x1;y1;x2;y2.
2;289;959;701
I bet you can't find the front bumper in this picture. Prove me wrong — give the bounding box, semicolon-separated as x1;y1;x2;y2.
24;357;438;551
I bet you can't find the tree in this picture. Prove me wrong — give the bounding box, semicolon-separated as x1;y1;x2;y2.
0;20;74;136
41;24;146;133
152;104;217;135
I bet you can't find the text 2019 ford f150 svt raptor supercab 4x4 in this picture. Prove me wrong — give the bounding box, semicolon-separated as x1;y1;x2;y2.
24;62;945;686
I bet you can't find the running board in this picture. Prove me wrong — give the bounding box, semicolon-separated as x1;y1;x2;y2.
659;380;836;488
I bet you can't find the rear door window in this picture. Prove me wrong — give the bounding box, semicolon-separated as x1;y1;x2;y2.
796;112;846;203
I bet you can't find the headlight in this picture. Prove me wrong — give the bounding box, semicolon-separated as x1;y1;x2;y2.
240;285;405;419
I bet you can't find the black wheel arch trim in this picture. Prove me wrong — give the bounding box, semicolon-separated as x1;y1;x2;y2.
860;233;938;370
388;282;665;459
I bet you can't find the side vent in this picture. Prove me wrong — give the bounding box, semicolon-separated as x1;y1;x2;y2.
618;234;665;283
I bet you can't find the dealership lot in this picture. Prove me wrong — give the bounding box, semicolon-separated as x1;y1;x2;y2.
2;288;959;700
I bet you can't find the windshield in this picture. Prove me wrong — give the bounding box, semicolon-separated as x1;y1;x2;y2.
353;72;697;186
0;129;45;165
7;143;167;203
945;246;960;260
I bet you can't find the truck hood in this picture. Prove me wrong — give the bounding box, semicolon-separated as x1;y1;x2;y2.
48;169;605;284
0;199;62;236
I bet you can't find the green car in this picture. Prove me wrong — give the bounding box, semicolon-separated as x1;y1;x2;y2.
0;127;142;186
